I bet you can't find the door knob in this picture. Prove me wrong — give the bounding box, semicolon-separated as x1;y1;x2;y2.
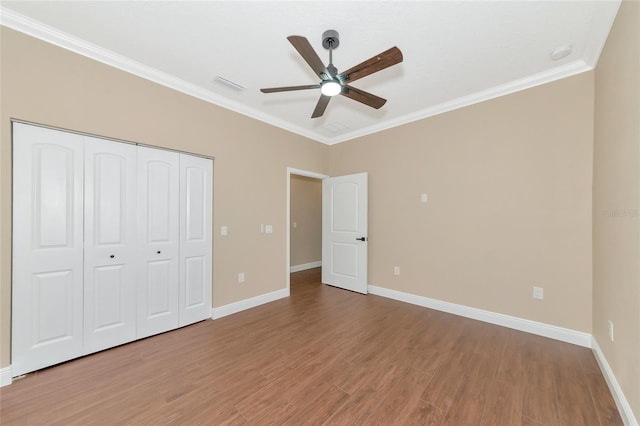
356;237;366;241
157;251;161;254
110;255;115;258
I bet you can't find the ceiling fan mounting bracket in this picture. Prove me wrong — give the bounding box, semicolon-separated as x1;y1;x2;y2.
322;30;340;50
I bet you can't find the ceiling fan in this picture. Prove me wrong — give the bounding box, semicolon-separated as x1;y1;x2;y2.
260;30;403;118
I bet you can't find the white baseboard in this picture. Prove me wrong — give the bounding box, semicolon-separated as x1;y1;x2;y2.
1;366;12;387
290;261;321;273
368;285;591;347
592;337;638;426
211;288;289;320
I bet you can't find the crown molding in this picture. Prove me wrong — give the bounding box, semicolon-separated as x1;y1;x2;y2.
324;59;592;145
0;7;326;144
0;7;598;146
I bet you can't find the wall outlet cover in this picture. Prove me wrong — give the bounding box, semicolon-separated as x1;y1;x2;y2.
533;286;544;300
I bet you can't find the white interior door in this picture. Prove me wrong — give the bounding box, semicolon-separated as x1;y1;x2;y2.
12;123;85;376
178;154;212;326
322;172;368;294
83;138;137;354
137;146;180;338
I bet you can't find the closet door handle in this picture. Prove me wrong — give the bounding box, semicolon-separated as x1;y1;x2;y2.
157;250;161;254
110;255;115;259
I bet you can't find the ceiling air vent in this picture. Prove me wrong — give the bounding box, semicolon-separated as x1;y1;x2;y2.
322;121;349;133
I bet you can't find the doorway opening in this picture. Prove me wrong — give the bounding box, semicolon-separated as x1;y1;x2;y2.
286;168;329;292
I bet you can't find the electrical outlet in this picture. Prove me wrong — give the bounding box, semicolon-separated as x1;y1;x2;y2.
533;286;544;300
394;266;400;276
608;320;614;342
265;225;273;234
238;272;245;283
421;193;428;203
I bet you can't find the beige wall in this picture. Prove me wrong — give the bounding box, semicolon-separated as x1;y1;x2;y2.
330;73;594;333
290;175;322;267
0;28;329;367
593;0;640;419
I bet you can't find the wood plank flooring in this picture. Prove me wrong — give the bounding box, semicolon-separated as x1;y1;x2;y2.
0;268;622;425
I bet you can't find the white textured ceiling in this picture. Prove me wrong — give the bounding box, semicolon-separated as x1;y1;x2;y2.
0;1;621;145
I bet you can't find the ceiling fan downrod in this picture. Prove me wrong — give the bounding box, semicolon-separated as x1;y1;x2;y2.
322;30;339;78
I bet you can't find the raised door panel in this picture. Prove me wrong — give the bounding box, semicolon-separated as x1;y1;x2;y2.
146;259;172;316
12;123;85;376
137;146;180;338
32;270;76;346
179;154;212;326
84;139;137;354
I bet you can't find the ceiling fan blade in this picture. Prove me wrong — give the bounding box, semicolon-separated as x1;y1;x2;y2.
287;36;327;78
260;84;321;93
338;46;403;84
340;85;387;109
311;95;331;118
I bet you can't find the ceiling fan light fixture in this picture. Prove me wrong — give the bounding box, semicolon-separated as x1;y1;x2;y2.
321;80;342;96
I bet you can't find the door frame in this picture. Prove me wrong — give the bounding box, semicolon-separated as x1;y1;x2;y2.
286;167;329;292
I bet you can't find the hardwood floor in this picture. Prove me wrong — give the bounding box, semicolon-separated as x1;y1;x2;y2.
0;268;622;425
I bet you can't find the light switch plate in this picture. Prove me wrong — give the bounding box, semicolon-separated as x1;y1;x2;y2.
265;225;273;234
421;193;428;203
221;225;228;236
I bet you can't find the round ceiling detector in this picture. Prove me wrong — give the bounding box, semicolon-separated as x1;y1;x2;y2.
550;44;573;61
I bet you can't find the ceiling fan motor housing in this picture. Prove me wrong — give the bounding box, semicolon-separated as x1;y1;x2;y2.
322;30;340;50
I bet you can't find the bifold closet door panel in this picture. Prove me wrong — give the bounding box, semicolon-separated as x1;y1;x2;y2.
179;154;212;326
12;123;85;376
83;139;138;354
137;146;180;338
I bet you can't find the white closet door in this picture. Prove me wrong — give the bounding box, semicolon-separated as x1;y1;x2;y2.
12;123;85;376
137;146;180;338
83;139;137;353
179;154;212;326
